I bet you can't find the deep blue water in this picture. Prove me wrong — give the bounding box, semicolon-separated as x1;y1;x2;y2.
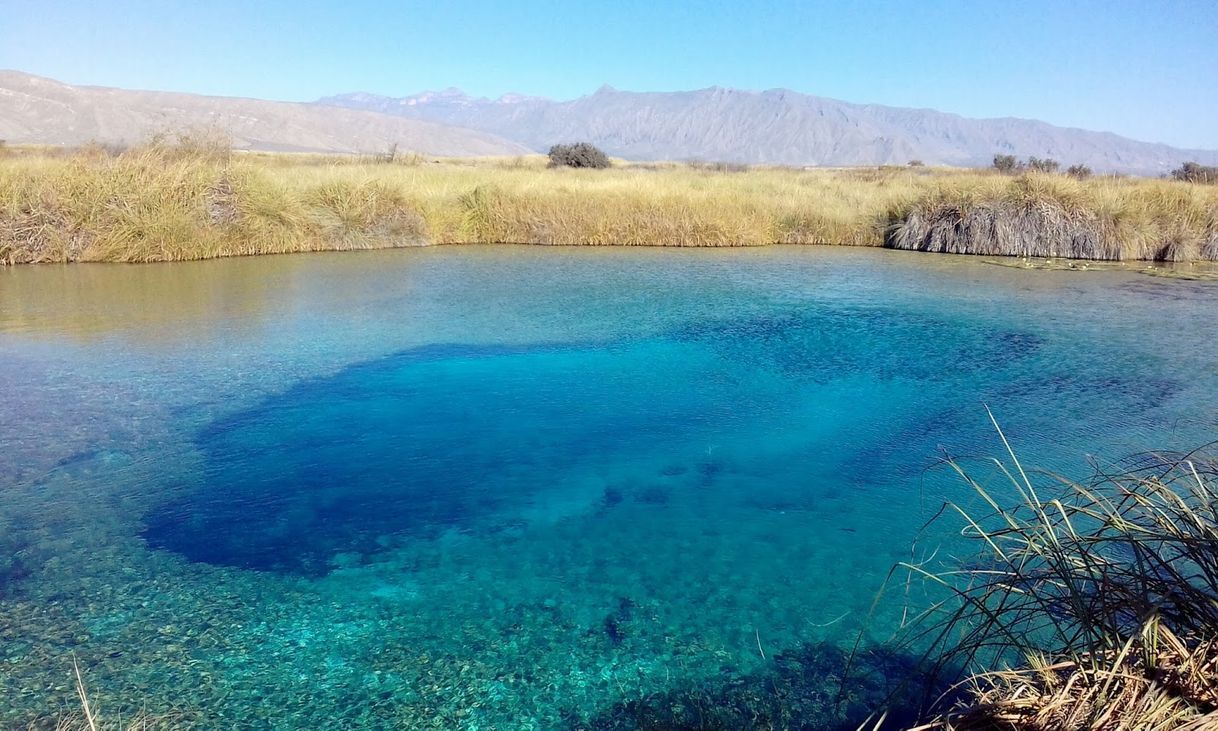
1;247;1216;727
143;305;1173;577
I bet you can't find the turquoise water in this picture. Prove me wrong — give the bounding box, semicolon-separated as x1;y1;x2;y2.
1;247;1216;728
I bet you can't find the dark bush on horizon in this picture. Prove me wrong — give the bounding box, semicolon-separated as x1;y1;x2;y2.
1172;161;1218;184
1026;156;1060;174
547;142;610;169
992;154;1017;173
1066;164;1093;179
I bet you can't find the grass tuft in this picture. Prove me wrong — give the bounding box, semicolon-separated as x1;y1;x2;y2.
900;417;1218;730
49;654;168;731
888;173;1218;261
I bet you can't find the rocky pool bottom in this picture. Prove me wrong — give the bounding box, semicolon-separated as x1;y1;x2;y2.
2;447;935;729
2;246;1216;728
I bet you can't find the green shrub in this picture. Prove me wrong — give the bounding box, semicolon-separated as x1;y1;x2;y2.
992;154;1017;173
547;142;610;169
1026;156;1060;174
1066;164;1092;179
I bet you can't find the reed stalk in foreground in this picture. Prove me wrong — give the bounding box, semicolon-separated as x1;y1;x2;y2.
897;413;1218;730
48;654;158;731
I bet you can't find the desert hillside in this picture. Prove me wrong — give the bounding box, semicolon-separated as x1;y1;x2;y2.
0;71;529;156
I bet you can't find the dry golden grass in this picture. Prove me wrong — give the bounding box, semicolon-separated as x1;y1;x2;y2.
896;416;1218;731
2;140;1216;263
891;173;1218;261
914;625;1218;731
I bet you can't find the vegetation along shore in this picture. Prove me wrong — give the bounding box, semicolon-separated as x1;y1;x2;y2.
1;135;1216;265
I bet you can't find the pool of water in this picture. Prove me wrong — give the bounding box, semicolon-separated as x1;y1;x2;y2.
1;246;1215;728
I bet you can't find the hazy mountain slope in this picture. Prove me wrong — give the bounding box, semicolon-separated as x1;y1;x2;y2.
0;71;530;156
318;86;1218;174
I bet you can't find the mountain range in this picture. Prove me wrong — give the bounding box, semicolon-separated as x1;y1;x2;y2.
2;70;1215;174
318;85;1218;174
0;71;528;157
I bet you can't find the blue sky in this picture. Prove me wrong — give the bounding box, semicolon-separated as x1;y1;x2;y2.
2;0;1215;148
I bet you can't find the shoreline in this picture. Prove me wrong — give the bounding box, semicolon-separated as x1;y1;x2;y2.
5;240;1217;284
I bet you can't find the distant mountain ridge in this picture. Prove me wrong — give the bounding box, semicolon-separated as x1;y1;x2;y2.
317;85;1218;174
2;71;1213;173
0;71;529;156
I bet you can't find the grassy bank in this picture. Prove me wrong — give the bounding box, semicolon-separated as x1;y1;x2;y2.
892;173;1218;261
1;141;1216;264
900;425;1218;730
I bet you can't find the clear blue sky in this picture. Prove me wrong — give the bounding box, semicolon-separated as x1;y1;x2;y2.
2;0;1215;148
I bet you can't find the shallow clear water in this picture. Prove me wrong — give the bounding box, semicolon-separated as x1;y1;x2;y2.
1;247;1216;728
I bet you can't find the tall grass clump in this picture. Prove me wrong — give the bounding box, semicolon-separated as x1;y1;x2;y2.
902;418;1218;730
305;178;427;247
455;180;778;246
0;142;228;263
888;173;1218;261
0;132;436;263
